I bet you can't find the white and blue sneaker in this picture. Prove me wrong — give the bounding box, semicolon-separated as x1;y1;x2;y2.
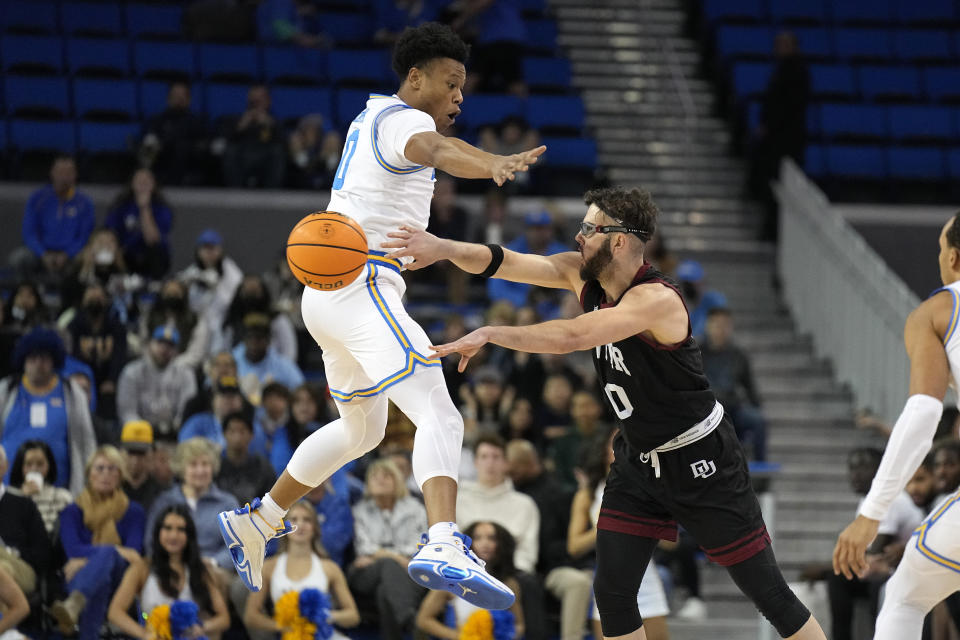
407;532;515;610
217;498;295;592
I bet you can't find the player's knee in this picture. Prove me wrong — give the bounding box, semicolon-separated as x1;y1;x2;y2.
750;579;811;637
593;586;643;637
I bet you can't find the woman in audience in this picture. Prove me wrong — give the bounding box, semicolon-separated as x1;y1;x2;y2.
66;282;128;418
285;383;326;448
104;167;173;281
8;439;73;539
568;429;670;640
0;565;29;640
1;282;48;334
107;504;230;639
51;446;145;639
415;520;525;639
146;438;238;578
61;229;130;313
348;459;428;640
213;274;297;360
178;229;243;346
245;500;359;638
141;279;210;370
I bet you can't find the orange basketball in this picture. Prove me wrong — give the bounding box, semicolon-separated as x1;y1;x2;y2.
286;211;368;291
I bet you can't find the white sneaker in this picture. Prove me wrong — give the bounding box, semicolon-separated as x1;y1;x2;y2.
217;498;295;592
407;532;515;610
675;596;708;620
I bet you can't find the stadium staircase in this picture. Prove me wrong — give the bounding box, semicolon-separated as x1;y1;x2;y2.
550;0;884;636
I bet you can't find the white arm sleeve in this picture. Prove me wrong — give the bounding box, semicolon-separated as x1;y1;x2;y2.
376;108;435;167
859;394;943;521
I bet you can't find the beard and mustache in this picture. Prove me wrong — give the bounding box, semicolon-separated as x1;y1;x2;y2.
579;236;614;281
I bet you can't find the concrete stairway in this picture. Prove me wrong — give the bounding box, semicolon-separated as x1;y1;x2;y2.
549;0;887;637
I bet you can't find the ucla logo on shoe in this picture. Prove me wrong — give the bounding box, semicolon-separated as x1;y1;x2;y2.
690;459;716;479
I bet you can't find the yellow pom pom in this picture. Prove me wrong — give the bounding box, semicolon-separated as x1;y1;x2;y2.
460;609;494;640
147;604;172;640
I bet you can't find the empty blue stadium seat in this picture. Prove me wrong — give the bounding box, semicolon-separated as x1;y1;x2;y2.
526;96;585;132
523;58;572;91
4;76;70;117
804;144;826;177
947;149;960;178
10;119;76;151
263;47;326;84
820;104;887;139
321;12;375;44
1;35;64;74
769;0;826;24
78;121;139;153
134;41;196;79
334;89;372;128
715;26;773;59
61;2;123;36
1;2;58;34
887;105;955;141
125;4;184;39
327;50;393;86
826;145;885;177
204;83;250;122
66;37;130;77
540;137;597;168
271;87;334;124
807;104;821;137
793;28;832;59
701;0;765;23
833;29;892;61
73;78;138;121
893;30;952;62
895;0;955;23
831;0;894;24
732;62;772;99
858;66;920;102
923;68;960;102
199;43;260;82
526;20;557;53
886;147;945;179
458;94;524;131
810;64;857;99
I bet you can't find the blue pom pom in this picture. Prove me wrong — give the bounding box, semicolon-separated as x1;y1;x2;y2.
170;600;204;639
491;609;515;640
298;588;333;640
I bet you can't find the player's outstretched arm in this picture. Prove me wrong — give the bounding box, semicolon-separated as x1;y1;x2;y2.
431;283;687;371
383;225;583;292
404;131;545;186
832;293;951;580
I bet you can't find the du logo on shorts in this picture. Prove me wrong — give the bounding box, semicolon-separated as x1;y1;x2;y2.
690;459;717;479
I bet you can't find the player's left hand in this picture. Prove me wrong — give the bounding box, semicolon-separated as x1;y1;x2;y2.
832;514;881;580
430;328;490;372
382;225;445;270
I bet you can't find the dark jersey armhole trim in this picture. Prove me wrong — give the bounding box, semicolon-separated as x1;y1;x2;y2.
633;277;693;350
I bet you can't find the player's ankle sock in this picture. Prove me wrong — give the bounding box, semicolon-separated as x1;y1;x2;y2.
258;494;287;529
427;521;459;544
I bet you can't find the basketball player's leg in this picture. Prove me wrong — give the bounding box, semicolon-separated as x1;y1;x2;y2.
594;527;659;640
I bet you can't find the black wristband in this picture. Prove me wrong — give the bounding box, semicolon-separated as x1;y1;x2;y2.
479;244;505;278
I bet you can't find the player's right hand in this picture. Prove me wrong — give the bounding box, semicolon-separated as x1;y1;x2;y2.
382;225;445;271
491;145;546;186
832;514;880;580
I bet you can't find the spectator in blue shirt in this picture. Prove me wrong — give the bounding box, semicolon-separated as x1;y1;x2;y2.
676;260;728;341
104;168;173;280
233;313;305;404
19;156;95;277
0;328;96;494
304;470;355;568
50;445;145;639
178;376;248;450
488;210;569;312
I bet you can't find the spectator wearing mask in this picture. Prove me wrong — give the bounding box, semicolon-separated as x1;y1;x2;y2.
140;81;208;186
700;307;768;462
233;313;305;404
61;229;130;314
222;85;285;188
2;283;49;336
103;168;173;280
178;376;247;450
117;326;198;441
675;260;727;341
215;274;297;361
120;421;169;514
142;279;211;371
488;210;568;311
288;113;342;190
67;282;128;418
0;444;52;600
16;156;94;279
179;229;243;343
7;439;73;539
217;411;276;506
0;328;96;493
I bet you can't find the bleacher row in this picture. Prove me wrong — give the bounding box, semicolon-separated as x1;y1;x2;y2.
698;0;960;187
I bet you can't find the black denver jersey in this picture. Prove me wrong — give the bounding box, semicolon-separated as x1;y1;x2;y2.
580;262;717;453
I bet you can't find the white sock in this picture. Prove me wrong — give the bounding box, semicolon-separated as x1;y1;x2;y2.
258;494;287;529
428;521;460;543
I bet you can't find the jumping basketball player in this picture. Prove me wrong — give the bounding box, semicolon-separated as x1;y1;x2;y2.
218;22;543;611
833;213;960;639
382;186;827;639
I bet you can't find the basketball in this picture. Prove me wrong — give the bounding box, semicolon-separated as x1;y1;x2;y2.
286;211;368;291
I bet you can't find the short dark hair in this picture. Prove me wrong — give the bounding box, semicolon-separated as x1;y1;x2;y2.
707;307;732;319
933;438;960;460
947;211;960;251
223;411;253;433
584;186;658;242
392;22;470;81
847;447;883;467
473;431;506;456
262;382;291;402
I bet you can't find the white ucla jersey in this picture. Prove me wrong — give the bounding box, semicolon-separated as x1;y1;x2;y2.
327;94;437;254
934;280;960;388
